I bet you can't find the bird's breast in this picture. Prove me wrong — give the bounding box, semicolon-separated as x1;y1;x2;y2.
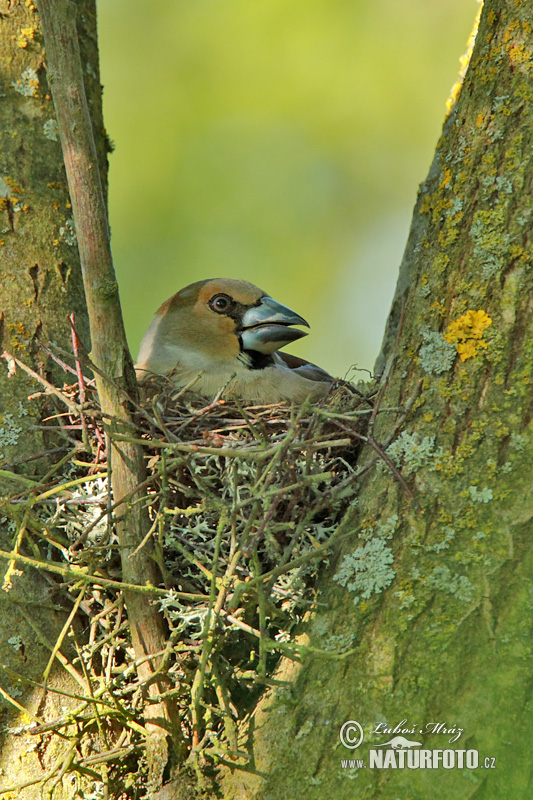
170;360;329;403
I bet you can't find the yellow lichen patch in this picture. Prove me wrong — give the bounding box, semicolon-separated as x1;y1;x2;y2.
440;168;452;189
438;225;460;248
432;253;450;274
503;21;520;44
455;339;488;361
6;322;31;352
444;309;492;361
430;300;446;316
509;43;530;65
16;27;36;48
419;193;433;216
4;177;24;194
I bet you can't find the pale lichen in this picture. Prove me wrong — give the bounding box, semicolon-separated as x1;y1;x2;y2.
426;565;475;603
334;538;395;605
424;526;456;553
0;414;23;451
43;119;59;142
419;330;457;375
468;485;493;503
387;431;439;474
469;208;507;279
11;66;39;97
376;514;399;539
510;433;526;451
58;218;77;246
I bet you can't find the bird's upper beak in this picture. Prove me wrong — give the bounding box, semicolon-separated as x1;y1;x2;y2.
240;296;310;354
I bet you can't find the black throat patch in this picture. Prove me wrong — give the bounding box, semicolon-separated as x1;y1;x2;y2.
239;349;276;371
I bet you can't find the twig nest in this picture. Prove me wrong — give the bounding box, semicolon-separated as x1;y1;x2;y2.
136;380;368;643
10;361;372;770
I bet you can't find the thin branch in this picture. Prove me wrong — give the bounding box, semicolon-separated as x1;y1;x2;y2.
38;0;184;774
0;546;207;601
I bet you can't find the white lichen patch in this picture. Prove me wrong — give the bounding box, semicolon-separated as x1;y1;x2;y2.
419;330;456;375
334;538;395;605
59;218;77;246
376;514;399;539
46;475;112;549
510;433;526;451
43;119;59;141
426;565;474;603
387;431;440;474
12;66;39;97
424;526;456;553
468;485;493;503
0;414;23;454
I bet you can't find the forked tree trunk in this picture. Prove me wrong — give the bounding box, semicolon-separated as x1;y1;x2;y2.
3;0;532;797
220;1;533;797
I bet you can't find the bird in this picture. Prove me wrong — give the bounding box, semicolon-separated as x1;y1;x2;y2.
135;278;334;403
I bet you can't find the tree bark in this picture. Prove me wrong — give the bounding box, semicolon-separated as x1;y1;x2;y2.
0;1;106;796
37;0;184;786
220;1;533;797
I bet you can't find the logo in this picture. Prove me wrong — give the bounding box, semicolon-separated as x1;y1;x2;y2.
374;735;422;749
339;718;497;772
339;720;364;749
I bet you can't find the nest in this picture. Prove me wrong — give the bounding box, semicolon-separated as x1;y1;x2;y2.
1;351;375;791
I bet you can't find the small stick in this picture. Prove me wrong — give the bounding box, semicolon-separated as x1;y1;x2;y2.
69;313;86;405
2;351;82;414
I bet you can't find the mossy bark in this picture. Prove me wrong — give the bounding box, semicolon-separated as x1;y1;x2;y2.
220;1;533;798
0;2;106;795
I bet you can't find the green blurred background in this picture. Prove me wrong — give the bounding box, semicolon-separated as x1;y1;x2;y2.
97;0;478;377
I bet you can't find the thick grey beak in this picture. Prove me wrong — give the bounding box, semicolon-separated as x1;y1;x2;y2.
240;296;309;354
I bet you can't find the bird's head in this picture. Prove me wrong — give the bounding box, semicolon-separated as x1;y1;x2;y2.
135;278;310;378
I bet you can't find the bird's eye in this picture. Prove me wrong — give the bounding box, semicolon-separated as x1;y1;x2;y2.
209;294;232;313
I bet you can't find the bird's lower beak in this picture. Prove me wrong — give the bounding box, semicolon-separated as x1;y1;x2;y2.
240;296;310;354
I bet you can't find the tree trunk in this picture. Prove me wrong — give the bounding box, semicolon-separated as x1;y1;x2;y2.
0;2;106;795
220;1;533;797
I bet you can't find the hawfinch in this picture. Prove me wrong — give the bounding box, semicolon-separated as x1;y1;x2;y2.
135;278;334;403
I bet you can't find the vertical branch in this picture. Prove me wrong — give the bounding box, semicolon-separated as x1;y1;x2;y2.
36;0;184;782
